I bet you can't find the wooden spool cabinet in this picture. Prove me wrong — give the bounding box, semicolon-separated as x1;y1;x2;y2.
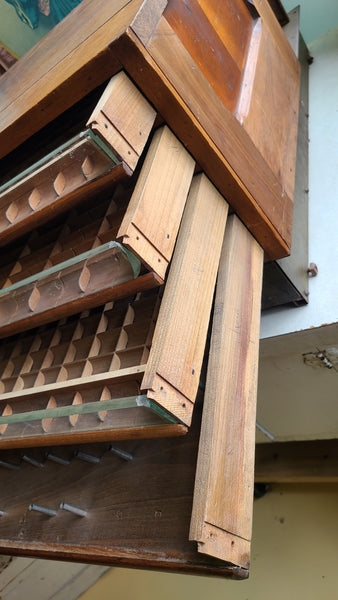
0;0;299;579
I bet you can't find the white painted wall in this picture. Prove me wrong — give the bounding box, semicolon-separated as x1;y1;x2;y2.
261;26;338;339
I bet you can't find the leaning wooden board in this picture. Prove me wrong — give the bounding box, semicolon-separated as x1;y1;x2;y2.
0;0;300;259
190;215;264;569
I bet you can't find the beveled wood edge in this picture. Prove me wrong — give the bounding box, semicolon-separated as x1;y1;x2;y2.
194;522;250;571
145;374;194;426
0;423;187;450
0;540;248;579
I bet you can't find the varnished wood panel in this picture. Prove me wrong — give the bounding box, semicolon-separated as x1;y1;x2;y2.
142;16;292;245
165;0;252;113
239;5;300;206
190;215;264;569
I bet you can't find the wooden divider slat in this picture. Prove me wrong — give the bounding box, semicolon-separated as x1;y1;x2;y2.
118;125;195;279
142;173;228;425
189;214;264;569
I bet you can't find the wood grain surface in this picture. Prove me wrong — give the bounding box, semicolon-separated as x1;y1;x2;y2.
118;126;195;279
142;174;228;425
87;71;156;171
190;214;264;569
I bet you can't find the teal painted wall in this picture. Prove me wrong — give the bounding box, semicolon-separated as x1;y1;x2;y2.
0;1;54;57
282;0;338;43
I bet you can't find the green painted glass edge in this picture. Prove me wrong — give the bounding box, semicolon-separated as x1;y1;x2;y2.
0;129;120;195
0;241;141;297
87;129;120;164
0;396;178;426
146;399;179;425
121;245;141;278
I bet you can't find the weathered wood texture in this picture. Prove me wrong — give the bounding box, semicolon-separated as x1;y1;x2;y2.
142;174;229;425
255;439;338;483
0;0;299;260
118;126;195;279
0;402;247;579
87;71;156;171
190;215;264;569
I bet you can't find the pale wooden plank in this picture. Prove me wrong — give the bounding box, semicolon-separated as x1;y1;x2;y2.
87;71;156;171
190;214;264;569
118;126;195;279
142;174;228;425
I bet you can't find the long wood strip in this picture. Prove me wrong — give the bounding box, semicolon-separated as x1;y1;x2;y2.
118;126;195;279
189;214;264;570
142;173;228;425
